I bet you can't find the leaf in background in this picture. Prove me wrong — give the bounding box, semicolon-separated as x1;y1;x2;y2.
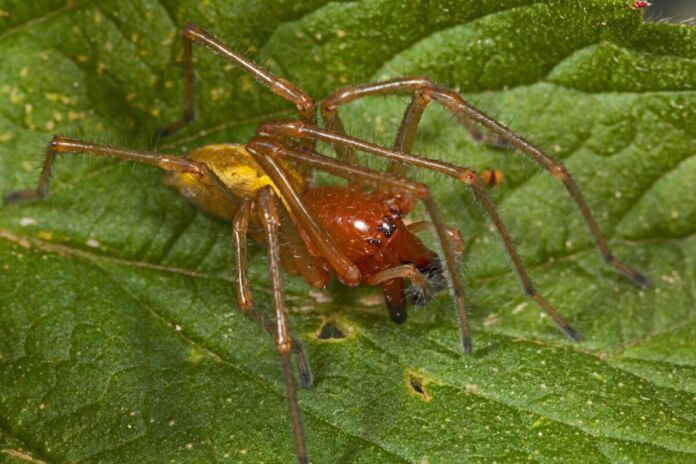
1;1;695;462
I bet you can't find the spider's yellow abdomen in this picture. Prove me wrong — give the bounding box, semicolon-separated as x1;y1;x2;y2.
164;144;304;221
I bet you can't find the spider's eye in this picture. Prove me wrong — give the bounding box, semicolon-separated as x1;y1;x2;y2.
378;216;398;238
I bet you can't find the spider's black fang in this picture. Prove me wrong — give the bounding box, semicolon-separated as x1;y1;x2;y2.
387;299;408;324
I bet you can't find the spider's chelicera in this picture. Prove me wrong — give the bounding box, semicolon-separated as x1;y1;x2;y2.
4;23;649;464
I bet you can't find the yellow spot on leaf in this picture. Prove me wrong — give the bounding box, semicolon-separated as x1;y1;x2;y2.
210;86;225;101
37;231;53;241
188;348;204;365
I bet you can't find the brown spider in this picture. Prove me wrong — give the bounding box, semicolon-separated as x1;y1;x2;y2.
4;23;648;463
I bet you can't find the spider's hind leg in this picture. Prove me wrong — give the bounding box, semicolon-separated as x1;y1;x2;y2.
3;135;225;205
158;23;316;139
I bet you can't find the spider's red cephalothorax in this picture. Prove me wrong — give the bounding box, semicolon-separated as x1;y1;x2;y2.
302;186;447;322
4;22;649;464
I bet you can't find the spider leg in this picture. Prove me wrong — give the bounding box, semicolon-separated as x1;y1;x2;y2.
3;136;234;205
232;199;314;388
274;198;329;290
321;78;509;174
246;137;474;352
158;22;316;139
255;123;581;343
407;221;465;262
428;87;649;288
256;186;308;464
321;78;647;288
246;144;362;287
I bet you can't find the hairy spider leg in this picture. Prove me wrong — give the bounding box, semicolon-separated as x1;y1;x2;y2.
241;142;363;286
158;23;316;137
321;78;511;176
232;199;314;388
407;221;465;263
256;186;308;464
319;77;649;288
274;196;330;290
1;136;315;386
246;137;474;352
255;122;582;344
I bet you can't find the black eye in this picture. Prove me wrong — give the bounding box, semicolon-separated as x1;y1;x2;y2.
367;238;382;247
378;216;397;237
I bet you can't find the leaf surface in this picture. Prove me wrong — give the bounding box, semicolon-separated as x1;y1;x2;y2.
1;1;695;462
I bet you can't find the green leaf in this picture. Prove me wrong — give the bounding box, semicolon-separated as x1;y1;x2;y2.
1;1;695;462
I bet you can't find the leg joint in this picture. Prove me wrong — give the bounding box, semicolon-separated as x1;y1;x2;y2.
458;169;478;184
549;162;569;181
183;22;202;39
415;183;431;199
295;94;317;119
276;340;292;353
320;96;339;115
50;135;75;153
236;294;254;312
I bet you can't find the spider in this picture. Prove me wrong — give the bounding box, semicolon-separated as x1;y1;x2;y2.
4;23;649;464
